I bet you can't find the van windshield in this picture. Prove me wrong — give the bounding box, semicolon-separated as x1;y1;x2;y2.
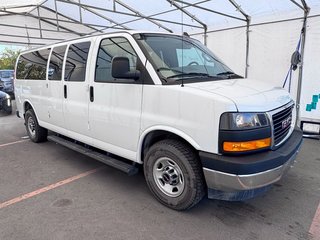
135;34;242;84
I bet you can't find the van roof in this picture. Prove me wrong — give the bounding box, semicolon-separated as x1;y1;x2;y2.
19;30;180;55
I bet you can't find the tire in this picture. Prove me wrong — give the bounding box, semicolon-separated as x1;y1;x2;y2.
144;139;206;210
25;109;47;143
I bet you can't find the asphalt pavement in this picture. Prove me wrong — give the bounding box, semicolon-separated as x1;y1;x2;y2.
0;102;319;240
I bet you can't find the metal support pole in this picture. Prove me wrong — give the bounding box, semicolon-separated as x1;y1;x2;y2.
296;3;310;125
289;0;305;11
167;0;207;39
245;18;251;78
204;27;207;46
115;0;172;32
78;0;82;23
54;0;60;31
40;5;103;33
37;7;43;38
172;0;246;22
57;0;130;30
228;0;251;77
25;25;31;47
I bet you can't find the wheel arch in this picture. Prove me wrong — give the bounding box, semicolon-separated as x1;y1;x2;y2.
23;100;37;119
137;126;201;164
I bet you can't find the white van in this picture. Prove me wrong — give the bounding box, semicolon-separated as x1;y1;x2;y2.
15;31;303;210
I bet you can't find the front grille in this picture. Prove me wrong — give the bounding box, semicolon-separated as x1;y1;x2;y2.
272;105;293;145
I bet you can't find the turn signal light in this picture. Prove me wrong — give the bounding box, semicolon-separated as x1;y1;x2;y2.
223;138;271;152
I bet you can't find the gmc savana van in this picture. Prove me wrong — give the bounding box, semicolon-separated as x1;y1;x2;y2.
14;31;303;210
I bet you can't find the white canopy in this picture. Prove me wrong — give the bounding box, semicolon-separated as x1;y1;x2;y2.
0;0;319;46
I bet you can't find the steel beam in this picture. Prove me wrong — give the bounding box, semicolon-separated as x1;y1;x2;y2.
300;0;310;13
0;40;45;46
54;0;60;31
0;4;37;10
40;5;103;33
295;0;310;125
167;0;207;44
0;22;77;34
228;0;251;77
37;7;43;38
58;0;130;30
0;32;64;41
56;0;200;31
115;0;172;32
78;0;82;23
29;14;84;36
289;0;305;11
89;0;209;34
171;0;247;22
0;9;85;35
26;0;49;14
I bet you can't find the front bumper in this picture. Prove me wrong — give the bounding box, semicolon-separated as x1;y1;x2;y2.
200;128;303;192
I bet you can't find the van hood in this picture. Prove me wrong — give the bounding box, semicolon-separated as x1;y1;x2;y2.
186;78;292;112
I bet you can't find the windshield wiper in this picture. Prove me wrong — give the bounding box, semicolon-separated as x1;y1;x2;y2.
156;67;183;74
167;72;214;79
217;71;243;78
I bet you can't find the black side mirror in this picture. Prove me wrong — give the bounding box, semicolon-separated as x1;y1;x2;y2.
291;51;301;71
111;56;140;80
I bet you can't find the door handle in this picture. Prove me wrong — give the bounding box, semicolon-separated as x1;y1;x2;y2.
64;85;67;99
90;86;94;102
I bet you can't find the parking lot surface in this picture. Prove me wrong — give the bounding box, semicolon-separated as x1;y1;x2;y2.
0;102;319;240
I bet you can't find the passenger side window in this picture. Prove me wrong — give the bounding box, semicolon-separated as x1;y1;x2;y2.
64;42;91;82
95;37;137;82
16;49;50;80
49;45;67;81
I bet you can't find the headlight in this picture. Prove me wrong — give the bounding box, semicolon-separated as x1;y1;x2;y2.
219;112;271;153
220;112;269;130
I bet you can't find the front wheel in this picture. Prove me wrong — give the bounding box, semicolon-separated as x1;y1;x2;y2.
144;139;205;210
25;109;47;143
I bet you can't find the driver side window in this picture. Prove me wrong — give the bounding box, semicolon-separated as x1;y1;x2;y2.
95;37;137;83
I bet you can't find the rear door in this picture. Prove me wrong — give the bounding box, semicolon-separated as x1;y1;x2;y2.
63;41;92;141
47;45;67;130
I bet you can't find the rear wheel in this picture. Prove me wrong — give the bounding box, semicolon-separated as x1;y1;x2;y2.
144;139;205;210
25;109;47;143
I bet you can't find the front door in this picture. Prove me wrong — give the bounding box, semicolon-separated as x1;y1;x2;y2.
89;36;143;160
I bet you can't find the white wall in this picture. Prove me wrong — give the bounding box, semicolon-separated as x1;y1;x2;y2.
194;14;320;123
300;16;320;123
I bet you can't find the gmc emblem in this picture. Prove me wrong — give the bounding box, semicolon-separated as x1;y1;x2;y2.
282;116;292;129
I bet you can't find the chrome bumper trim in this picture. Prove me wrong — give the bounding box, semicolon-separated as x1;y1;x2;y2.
203;148;300;191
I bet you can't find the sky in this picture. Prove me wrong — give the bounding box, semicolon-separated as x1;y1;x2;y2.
0;45;25;56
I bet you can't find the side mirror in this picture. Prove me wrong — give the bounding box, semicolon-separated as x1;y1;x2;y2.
111;56;140;80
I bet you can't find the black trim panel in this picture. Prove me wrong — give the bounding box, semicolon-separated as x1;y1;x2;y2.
201;128;303;175
219;126;272;154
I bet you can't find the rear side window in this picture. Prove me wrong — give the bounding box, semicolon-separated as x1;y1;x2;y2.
16;49;51;80
95;37;137;82
64;42;91;82
49;45;67;81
